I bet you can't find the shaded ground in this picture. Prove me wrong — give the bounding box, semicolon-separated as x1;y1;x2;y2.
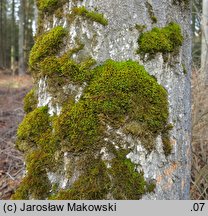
0;72;33;199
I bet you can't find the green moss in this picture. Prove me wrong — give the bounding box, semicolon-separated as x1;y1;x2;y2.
137;22;183;55
79;57;97;70
161;124;173;156
123;121;155;151
23;88;38;114
54;59;170;153
52;148;151;200
87;60;168;132
182;63;187;74
13;107;61;199
39;56;61;76
39;57;93;86
109;149;146;199
53;158;111;199
39;57;96;90
36;42;96;86
67;43;85;58
12;150;51;200
135;24;146;33
36;0;67;13
16;105;59;161
173;0;189;5
57;101;101;152
29;26;67;70
146;182;156;193
151;16;157;23
15;60;170;199
16;106;51;152
73;6;108;26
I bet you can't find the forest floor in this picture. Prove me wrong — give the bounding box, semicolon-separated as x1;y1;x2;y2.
0;71;33;199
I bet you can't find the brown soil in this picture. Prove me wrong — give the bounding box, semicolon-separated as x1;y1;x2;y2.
0;72;33;199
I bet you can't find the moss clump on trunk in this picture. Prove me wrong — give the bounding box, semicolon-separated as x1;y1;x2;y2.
23;88;38;114
36;0;67;13
29;26;67;70
13;59;169;200
72;6;108;26
12;107;60;200
137;22;183;55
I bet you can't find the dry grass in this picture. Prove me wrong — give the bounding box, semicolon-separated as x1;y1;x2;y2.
0;71;33;199
191;67;208;199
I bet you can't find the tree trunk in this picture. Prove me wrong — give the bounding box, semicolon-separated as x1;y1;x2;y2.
13;0;192;200
18;0;25;75
11;0;15;75
201;0;208;83
0;0;3;68
0;0;6;68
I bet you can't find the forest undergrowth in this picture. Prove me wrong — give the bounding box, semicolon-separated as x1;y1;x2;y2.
191;67;208;200
0;70;32;199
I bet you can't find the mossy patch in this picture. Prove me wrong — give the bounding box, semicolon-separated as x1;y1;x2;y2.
173;0;189;6
39;55;96;94
14;59;171;199
29;26;67;70
53;60;169;152
135;24;146;33
12;150;51;200
52;157;111;200
182;63;187;74
72;6;108;26
87;60;168;132
55;101;101;153
36;0;67;13
161;124;174;156
51;148;148;200
13;107;61;199
137;22;183;56
108;149;146;199
16;106;51;152
23;88;38;114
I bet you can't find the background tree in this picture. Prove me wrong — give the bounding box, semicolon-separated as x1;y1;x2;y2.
0;0;34;74
0;0;7;68
201;0;208;83
192;0;202;67
18;0;25;75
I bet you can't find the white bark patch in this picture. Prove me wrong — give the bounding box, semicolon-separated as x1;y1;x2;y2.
37;77;61;116
126;135;167;180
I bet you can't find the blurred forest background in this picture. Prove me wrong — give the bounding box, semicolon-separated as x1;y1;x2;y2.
0;0;207;199
0;0;34;199
0;0;35;74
